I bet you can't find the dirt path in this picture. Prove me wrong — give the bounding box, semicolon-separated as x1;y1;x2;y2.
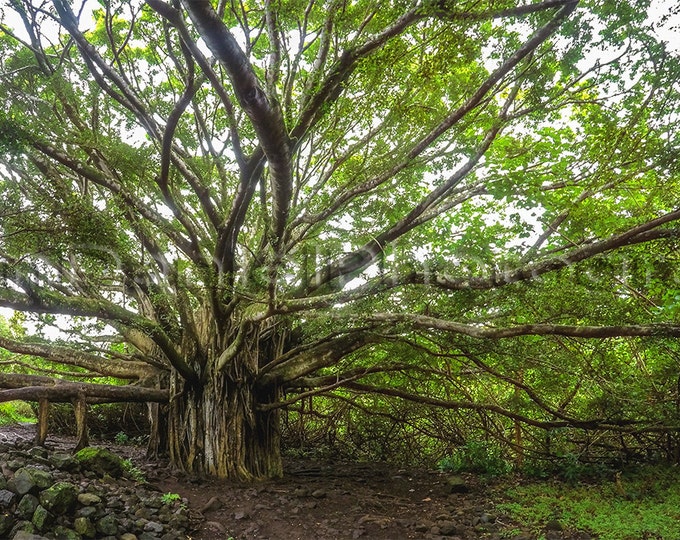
0;423;588;539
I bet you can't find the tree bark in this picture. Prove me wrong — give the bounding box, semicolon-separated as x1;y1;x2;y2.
166;364;282;480
73;396;89;451
35;398;50;446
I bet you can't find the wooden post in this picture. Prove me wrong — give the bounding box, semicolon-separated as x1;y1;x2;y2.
35;398;50;446
73;395;89;451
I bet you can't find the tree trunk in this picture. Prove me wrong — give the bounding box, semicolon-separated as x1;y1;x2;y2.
166;361;282;480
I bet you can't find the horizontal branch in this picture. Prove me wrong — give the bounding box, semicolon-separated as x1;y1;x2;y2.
0;335;159;380
370;313;680;339
0;373;168;403
341;381;640;431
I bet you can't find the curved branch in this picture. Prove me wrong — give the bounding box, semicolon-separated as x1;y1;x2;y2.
0;335;158;380
340;381;641;431
181;0;292;247
370;313;680;340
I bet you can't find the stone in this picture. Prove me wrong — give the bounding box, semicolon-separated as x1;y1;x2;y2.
0;489;17;507
6;460;25;471
77;493;101;506
17;495;39;520
8;520;37;538
73;517;96;539
39;482;78;514
52;525;82;540
31;505;55;532
120;534;138;540
95;514;119;536
445;475;469;494
311;489;327;498
138;534;161;540
75;506;98;519
0;511;16;536
11;468;54;495
12;532;49;540
49;453;79;472
144;521;164;533
74;448;124;478
438;520;458;536
27;448;48;459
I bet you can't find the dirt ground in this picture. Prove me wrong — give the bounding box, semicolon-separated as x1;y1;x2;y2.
0;423;589;540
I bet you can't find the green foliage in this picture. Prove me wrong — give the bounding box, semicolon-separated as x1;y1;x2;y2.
499;466;680;540
122;459;146;482
0;401;36;425
161;492;181;504
1;0;680;479
114;431;130;445
437;441;512;476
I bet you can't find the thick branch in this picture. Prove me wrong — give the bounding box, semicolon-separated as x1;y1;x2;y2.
0;374;168;404
370;314;680;340
181;0;292;247
341;382;638;430
0;335;159;380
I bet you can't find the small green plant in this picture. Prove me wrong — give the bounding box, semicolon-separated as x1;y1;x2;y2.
437;440;511;476
161;492;181;504
114;431;130;445
122;459;146;482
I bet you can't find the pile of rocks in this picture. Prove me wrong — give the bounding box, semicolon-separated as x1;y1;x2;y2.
0;444;190;540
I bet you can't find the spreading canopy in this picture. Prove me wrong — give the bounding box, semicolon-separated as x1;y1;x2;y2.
0;0;680;470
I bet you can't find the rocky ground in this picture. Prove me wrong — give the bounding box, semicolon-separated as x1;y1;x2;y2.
0;424;595;540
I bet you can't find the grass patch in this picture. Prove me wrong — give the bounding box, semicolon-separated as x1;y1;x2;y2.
498;465;680;540
0;401;36;425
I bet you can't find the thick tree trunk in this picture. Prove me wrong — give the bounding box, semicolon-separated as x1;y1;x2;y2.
166;365;282;480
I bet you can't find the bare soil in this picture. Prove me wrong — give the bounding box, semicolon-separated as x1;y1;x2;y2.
0;423;591;540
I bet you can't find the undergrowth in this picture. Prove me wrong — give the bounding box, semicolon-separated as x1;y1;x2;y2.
0;401;36;425
498;464;680;540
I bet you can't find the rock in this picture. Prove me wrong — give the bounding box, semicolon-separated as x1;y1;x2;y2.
16;495;39;520
0;489;17;507
39;482;78;514
138;534;161;540
120;534;138;540
95;514;118;536
52;525;82;540
74;448;124;478
293;487;310;497
9;520;37;538
11;468;54;495
31;505;55;532
74;506;98;519
438;520;458;536
27;448;47;459
0;511;16;536
73;517;96;538
12;532;49;540
7;460;25;471
77;493;101;506
311;489;327;498
49;453;79;472
445;475;469;494
144;520;164;533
